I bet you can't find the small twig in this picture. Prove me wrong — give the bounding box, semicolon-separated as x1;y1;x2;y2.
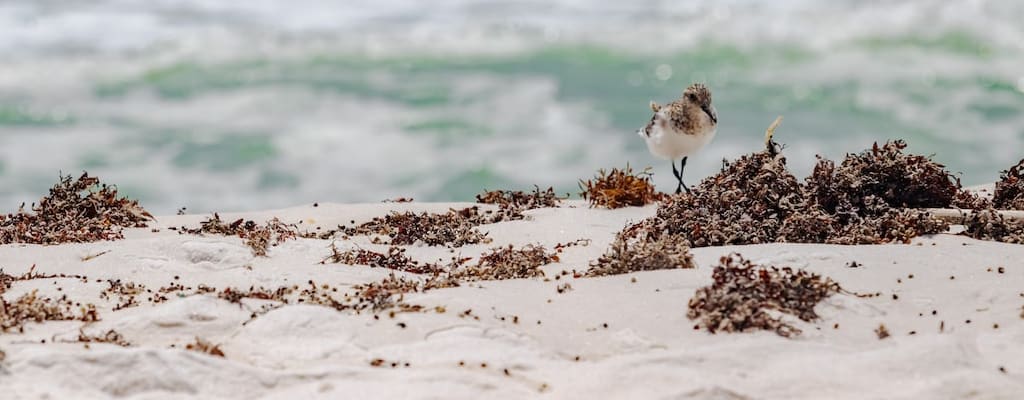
81;250;111;262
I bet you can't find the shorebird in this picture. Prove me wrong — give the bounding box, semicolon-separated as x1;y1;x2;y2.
638;83;717;194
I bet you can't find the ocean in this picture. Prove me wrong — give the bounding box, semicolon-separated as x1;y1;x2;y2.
1;0;1022;214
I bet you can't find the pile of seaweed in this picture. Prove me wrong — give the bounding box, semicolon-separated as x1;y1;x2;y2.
452;244;555;281
476;186;561;214
78;329;132;347
579;165;661;209
185;337;225;357
473;186;563;224
956;159;1024;243
586;230;695;277
993;159;1024;210
801;140;964;244
960;209;1024;244
687;254;842;337
342;207;494;247
176;214;299;256
323;244;444;274
1;290;99;333
624;140;962;247
0;173;152;245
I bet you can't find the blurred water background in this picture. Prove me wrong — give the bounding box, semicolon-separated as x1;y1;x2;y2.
1;0;1022;214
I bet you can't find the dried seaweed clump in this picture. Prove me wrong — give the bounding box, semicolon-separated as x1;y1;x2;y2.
687;254;842;338
960;209;1024;244
822;203;949;245
324;244;442;274
806;141;959;212
180;214;298;256
801;141;964;243
99;279;147;310
475;186;562;223
346;207;493;247
350;274;426;312
993;159;1024;210
477;186;561;211
579;165;660;209
453;244;555;281
629;140;952;247
0;173;152;245
78;329;131;347
951;189;993;210
586;229;695;277
1;290;99;333
217;285;294;305
185;337;225;357
650;149;807;247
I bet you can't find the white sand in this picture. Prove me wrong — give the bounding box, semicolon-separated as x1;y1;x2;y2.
2;200;1023;399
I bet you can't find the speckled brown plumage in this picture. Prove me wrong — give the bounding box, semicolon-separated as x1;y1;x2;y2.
639;82;718;194
641;83;716;137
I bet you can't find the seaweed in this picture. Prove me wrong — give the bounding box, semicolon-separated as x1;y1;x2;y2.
325;243;563;311
687;254;842;337
453;244;555;281
640;146;808;247
806;140;958;213
875;324;891;339
78;329;131;347
993;159;1024;210
178;214;298;256
476;186;561;211
323;244;442;274
1;266;88;295
951;190;993;210
579;165;660;209
0;173;152;245
801;142;959;243
618;137;955;249
349;274;425;313
185;337;225;357
586;230;695;277
179;187;551;251
217;285;294;305
213;278;428;316
1;290;98;333
344;207;493;247
99;279;147;311
960;208;1024;244
826;204;949;245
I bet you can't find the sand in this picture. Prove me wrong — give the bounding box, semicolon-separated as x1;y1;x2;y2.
2;200;1023;399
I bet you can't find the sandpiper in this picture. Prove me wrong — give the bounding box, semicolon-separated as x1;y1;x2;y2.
638;83;717;194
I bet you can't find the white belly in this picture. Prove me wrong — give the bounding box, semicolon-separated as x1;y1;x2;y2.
641;124;716;160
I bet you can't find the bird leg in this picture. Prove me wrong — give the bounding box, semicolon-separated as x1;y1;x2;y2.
672;160;682;194
674;157;690;194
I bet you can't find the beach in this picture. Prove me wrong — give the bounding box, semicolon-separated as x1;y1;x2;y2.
3;1;1023;398
2;199;1022;399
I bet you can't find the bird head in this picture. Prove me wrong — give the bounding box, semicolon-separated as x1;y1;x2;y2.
684;83;716;124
